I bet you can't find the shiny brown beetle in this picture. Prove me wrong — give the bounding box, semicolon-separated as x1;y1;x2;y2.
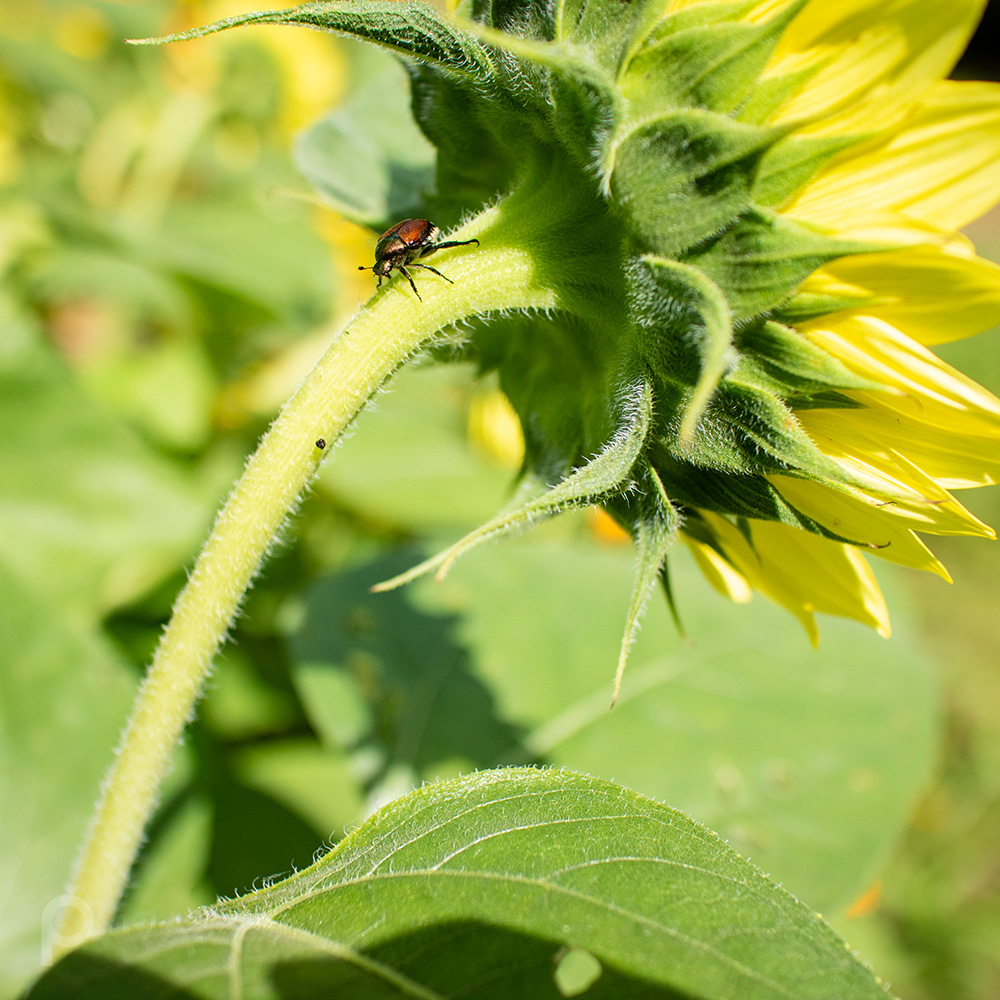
358;219;479;300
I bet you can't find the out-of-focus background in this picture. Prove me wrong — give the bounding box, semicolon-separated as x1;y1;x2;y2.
0;2;998;998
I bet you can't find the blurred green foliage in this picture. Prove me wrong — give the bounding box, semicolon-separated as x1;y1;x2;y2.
1;2;998;998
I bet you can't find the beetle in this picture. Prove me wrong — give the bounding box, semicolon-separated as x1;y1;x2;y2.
358;219;479;300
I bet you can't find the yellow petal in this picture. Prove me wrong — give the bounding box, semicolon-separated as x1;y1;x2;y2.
771;474;951;578
796;407;997;534
698;512;819;641
682;534;753;602
802;214;975;254
801;315;1000;439
786;80;1000;229
766;0;987;130
804;244;1000;345
700;511;891;638
798;404;1000;491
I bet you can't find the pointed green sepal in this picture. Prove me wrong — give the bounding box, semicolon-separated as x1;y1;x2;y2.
621;0;810;116
373;377;654;591
735;61;826;125
681;209;888;321
606;462;680;704
608;111;785;255
772;290;876;325
711;378;858;483
627;256;734;447
481;0;557;41
753;132;870;208
649;449;859;542
734;319;886;396
562;0;673;75
649;0;761;40
657;561;688;641
459;23;619;162
129;1;492;79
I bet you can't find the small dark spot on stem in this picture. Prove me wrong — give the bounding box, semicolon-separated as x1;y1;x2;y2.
315;438;326;450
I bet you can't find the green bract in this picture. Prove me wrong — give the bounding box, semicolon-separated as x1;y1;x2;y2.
147;0;888;691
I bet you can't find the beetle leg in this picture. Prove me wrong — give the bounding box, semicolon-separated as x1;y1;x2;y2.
412;262;454;284
420;238;479;258
397;265;422;301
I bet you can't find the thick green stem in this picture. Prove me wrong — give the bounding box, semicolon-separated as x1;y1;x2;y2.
55;203;556;953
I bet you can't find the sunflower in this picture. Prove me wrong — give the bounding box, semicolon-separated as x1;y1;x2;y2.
336;0;1000;695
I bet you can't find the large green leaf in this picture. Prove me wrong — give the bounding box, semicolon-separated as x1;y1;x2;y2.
147;198;334;328
28;769;890;999
0;566;136;998
292;536;935;914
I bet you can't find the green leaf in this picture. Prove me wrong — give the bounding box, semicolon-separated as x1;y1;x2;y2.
131;1;492;80
295;552;525;782
148;197;334;328
120;739;362;923
608;111;784;256
0;565;136;997
294;47;436;226
30;769;893;999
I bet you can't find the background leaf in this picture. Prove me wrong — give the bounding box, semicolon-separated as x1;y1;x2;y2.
28;769;891;1000
315;365;518;532
294;44;436;227
291;504;936;915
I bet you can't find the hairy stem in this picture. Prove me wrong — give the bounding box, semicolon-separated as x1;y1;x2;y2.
56;205;555;951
